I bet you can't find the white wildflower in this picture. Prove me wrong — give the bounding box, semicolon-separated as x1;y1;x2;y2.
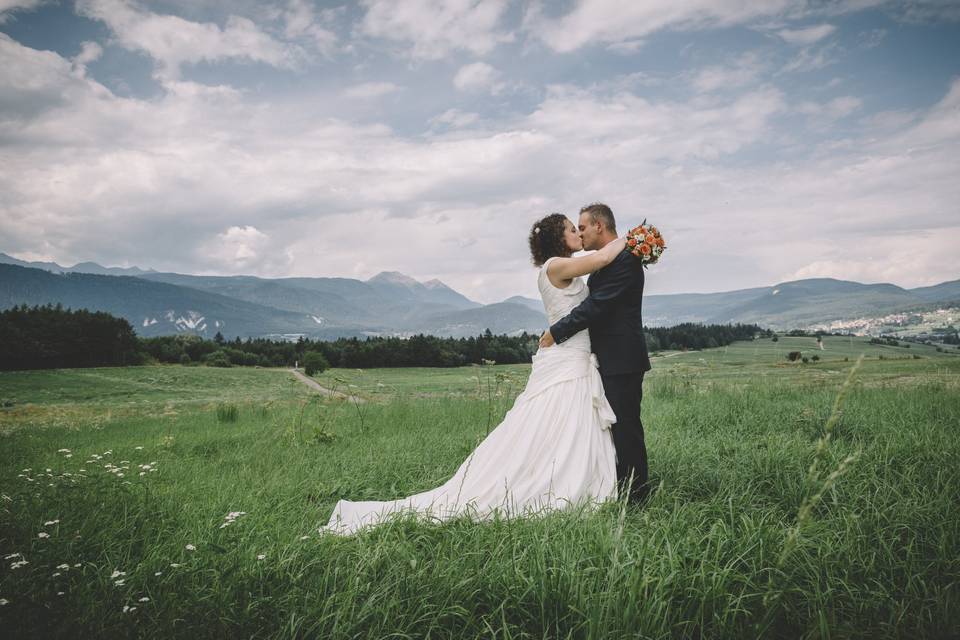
154;571;162;576
135;446;144;450
110;570;126;579
299;535;310;540
114;579;125;586
57;592;64;596
138;597;150;602
0;598;8;605
256;554;265;560
56;564;69;570
185;544;196;551
169;563;181;568
3;553;21;560
73;563;81;568
44;519;59;526
52;572;61;577
11;560;29;569
37;533;49;539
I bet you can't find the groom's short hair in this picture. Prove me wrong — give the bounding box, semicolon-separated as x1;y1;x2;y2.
580;203;616;234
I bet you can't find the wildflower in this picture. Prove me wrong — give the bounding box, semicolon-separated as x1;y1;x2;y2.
0;598;8;605
169;563;181;568
139;597;150;602
135;446;144;450
139;472;146;477
57;449;71;453
37;532;50;539
122;605;137;613
154;571;162;576
256;554;266;560
73;563;81;568
110;570;126;579
57;592;64;596
114;580;125;586
65;454;72;458
299;535;310;540
56;564;70;570
44;519;60;526
3;553;21;560
185;544;196;551
10;560;28;569
52;572;61;577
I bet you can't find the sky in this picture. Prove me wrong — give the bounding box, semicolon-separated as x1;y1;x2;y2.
1;0;959;304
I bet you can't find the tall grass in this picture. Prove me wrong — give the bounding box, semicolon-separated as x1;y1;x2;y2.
1;358;958;638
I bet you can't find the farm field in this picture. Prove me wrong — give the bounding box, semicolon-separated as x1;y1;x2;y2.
1;336;959;638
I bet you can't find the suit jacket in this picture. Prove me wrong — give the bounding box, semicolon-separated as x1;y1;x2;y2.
549;250;651;376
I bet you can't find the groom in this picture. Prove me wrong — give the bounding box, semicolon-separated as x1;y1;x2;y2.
539;203;652;504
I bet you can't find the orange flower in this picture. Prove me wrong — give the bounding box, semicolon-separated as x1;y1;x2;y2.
656;237;664;248
644;234;655;244
628;238;637;247
639;243;652;255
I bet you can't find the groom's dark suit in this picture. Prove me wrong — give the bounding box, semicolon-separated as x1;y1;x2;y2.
550;250;651;502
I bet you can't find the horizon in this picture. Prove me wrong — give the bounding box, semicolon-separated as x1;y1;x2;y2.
1;1;959;304
2;251;956;303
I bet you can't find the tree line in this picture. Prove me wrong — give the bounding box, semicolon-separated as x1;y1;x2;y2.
0;304;765;371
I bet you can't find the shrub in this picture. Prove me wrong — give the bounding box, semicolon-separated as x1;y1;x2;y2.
811;355;820;362
205;350;232;368
179;353;192;366
801;356;809;364
304;351;330;376
787;351;802;362
771;335;779;342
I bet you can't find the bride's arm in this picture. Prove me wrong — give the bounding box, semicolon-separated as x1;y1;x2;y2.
547;237;627;281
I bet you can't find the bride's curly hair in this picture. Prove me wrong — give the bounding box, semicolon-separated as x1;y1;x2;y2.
529;213;572;267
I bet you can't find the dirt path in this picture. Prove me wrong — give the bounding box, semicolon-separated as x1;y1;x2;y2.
288;369;366;404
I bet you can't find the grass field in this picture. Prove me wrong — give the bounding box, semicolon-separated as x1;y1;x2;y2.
1;336;959;638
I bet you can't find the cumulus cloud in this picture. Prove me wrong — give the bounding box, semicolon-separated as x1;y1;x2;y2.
453;62;500;93
527;0;794;53
429;108;481;129
0;0;44;23
776;23;836;45
1;14;959;301
342;81;401;99
691;52;766;93
359;0;513;59
76;0;302;81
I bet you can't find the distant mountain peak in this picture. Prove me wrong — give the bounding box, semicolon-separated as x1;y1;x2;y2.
367;271;421;287
423;278;450;290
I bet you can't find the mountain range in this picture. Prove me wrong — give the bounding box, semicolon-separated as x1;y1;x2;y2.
1;252;958;340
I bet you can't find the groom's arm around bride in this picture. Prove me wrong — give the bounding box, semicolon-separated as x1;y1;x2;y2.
541;203;653;504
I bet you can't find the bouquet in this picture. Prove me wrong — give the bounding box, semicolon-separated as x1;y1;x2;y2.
625;220;665;266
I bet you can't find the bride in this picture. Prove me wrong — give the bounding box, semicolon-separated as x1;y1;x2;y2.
321;213;628;535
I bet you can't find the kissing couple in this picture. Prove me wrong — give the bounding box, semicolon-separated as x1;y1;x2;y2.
323;203;651;535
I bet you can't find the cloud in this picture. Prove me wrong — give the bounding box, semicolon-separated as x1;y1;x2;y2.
429;108;481;129
453;62;500;93
781;42;840;73
76;0;303;81
691;51;766;93
282;0;337;55
359;0;513;59
796;95;862;123
1;26;959;302
342;81;401;99
0;0;43;23
527;0;794;53
776;23;836;45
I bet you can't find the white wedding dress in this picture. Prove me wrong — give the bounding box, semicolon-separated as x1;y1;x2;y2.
321;257;617;535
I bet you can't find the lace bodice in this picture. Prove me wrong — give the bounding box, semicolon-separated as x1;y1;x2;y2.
538;257;591;352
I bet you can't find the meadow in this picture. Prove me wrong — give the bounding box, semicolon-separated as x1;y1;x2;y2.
1;335;958;638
